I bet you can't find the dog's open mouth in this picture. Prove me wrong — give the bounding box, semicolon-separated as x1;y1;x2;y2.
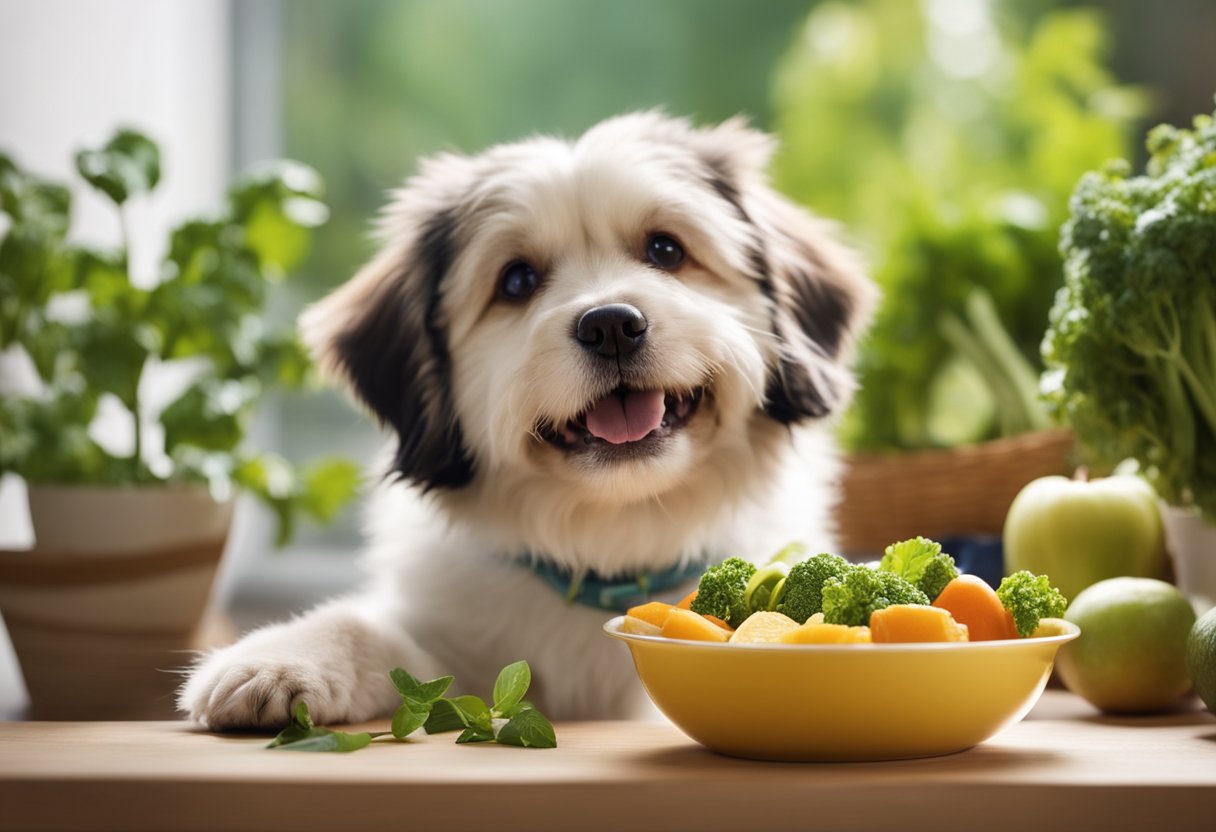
539;386;705;453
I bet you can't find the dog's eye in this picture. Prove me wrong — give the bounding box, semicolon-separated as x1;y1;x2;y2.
498;261;540;302
646;234;685;270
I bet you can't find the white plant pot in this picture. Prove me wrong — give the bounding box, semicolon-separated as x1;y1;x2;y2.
0;484;234;719
1161;504;1216;616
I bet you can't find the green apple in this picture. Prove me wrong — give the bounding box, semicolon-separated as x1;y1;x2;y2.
1057;577;1195;713
1003;474;1165;604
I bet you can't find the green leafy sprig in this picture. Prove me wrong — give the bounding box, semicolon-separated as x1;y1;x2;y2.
268;660;556;752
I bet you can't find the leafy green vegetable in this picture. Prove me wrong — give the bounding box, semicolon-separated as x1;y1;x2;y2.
0;128;358;544
776;552;853;624
689;557;757;628
772;3;1141;451
821;568;930;627
268;661;556;753
878;537;959;602
268;702;378;753
1043;102;1216;521
997;571;1069;638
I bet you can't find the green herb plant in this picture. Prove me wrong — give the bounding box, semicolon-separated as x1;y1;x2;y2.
0;128;359;543
1043;101;1216;521
772;2;1142;451
269;660;557;752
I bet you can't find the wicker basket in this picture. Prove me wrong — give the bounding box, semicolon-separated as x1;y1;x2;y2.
836;429;1076;556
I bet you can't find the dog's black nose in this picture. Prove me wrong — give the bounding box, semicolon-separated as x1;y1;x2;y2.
576;303;648;358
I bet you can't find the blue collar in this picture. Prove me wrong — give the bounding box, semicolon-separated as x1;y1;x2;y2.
523;555;705;612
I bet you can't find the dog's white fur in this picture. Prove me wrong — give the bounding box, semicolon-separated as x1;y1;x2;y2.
179;112;875;728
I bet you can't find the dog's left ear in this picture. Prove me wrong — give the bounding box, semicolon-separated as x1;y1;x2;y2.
692;118;878;423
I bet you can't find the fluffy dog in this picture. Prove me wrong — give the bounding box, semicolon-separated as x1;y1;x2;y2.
179;112;876;728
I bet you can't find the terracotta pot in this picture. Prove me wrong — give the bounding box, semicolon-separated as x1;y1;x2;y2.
1161;504;1216;616
0;485;234;719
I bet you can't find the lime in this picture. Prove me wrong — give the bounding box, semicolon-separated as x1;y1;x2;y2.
1187;606;1216;714
1056;577;1196;713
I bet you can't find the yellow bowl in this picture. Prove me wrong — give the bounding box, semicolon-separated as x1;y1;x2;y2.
604;616;1079;761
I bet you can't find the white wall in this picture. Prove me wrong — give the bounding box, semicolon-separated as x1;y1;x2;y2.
0;0;232;717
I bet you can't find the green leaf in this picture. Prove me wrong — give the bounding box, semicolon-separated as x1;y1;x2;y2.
160;378;259;454
455;726;495;744
267;701;373;752
423;698;466;734
297;457;361;523
391;700;432;739
445;695;492;732
389;668;453;704
274;730;373;753
228;160;328;274
75;128;160;204
496;708;557;749
878;537;942;585
491;660;531;716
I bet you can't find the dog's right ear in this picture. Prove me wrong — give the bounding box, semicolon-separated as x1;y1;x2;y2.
300;194;474;490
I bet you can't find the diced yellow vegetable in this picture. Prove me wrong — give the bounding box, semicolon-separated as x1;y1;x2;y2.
622;615;663;636
781;621;872;644
729;611;801;643
870;604;969;643
661;608;731;642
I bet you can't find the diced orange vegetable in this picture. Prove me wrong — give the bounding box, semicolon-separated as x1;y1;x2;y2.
870;604;969;643
932;575;1018;641
781;621;872;644
660;608;731;642
676;590;698;610
729;611;799;643
626;601;677;629
701;613;734;632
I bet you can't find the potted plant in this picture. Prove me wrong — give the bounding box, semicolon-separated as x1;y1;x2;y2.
1042;101;1216;614
0;129;359;718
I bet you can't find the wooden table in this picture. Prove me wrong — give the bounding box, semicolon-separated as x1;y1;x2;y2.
0;691;1213;832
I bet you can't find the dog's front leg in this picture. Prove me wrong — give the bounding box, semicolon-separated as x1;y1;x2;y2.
178;594;439;730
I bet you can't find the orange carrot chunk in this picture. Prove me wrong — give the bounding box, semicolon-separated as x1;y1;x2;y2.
675;590;698;610
870;604;969;643
932;575;1019;641
625;601;677;629
660;608;731;642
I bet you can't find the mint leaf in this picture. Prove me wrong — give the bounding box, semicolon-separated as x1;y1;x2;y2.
391;700;432;739
496;708;557;749
446;695;492;732
423;699;466;734
389;668;453;703
455;726;495;744
267;702;374;752
275;731;373;753
491;660;531;715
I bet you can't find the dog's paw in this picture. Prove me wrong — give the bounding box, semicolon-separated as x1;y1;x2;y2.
179;651;357;731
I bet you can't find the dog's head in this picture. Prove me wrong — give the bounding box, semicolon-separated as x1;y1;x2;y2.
302;112;875;508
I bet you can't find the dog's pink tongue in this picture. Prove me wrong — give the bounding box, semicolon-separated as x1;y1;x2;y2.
584;390;666;444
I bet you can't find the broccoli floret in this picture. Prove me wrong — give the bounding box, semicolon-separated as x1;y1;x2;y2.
776;553;853;624
822;567;930;627
997;571;1068;637
690;557;756;628
878;536;959;601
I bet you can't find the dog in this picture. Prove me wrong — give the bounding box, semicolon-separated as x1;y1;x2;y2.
178;112;876;728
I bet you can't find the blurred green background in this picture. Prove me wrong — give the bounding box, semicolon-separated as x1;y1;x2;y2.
271;0;1216;549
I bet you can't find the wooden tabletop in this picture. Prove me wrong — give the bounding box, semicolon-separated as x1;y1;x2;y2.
1;691;1213;832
